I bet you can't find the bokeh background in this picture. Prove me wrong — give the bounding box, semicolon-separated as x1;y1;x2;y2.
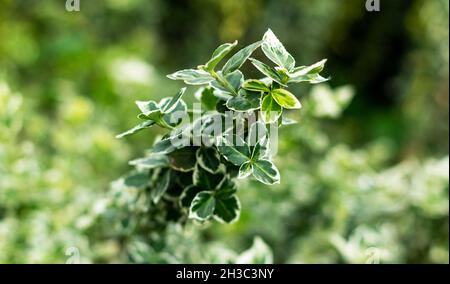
0;0;448;263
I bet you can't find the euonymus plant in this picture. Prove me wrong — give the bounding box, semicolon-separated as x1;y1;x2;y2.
117;29;328;224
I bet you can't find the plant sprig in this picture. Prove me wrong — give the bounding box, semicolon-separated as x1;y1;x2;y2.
116;29;328;224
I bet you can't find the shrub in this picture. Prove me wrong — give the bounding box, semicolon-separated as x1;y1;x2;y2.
114;29;328;226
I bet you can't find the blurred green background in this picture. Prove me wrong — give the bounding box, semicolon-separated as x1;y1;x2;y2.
0;0;448;263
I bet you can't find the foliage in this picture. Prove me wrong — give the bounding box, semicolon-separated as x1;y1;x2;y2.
112;29;328;227
0;0;447;264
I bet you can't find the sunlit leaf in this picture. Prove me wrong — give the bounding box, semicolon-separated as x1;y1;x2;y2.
242;79;271;93
203;41;238;72
249;58;286;86
167;69;214;85
261;29;295;71
252;159;280;185
271;88;301;109
222;41;262;75
260;94;282;124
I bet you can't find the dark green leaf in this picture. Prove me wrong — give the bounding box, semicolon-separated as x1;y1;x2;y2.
217;135;251;166
168;147;197;172
189;191;216;221
179;185;203;208
196;147;221;174
193;165;225;190
214;194;240;224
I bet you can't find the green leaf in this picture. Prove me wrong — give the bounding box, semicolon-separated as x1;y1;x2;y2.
152;138;177;154
135;100;162;121
214;194;240;224
271;88;301;109
261;94;282;124
179;185;202;208
195;87;219;111
287;59;329;84
161;87;186;114
222;41;262;75
203;41;238;72
242;79;271;93
249;58;286;86
195;171;225;191
252;159;280;185
116;120;155;138
261;29;295;71
251;141;264;160
151;169;171;203
226;89;261;112
217;135;251;166
123;172;149;188
168;147;197;172
189;191;216;221
238;161;252;179
160;98;187;127
129;153;169;169
193;165;225;190
309;74;330;84
135;100;159;115
167;69;214;85
215;178;237;195
210;70;243;95
152;129;188;154
288;59;327;78
196;147;221;174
